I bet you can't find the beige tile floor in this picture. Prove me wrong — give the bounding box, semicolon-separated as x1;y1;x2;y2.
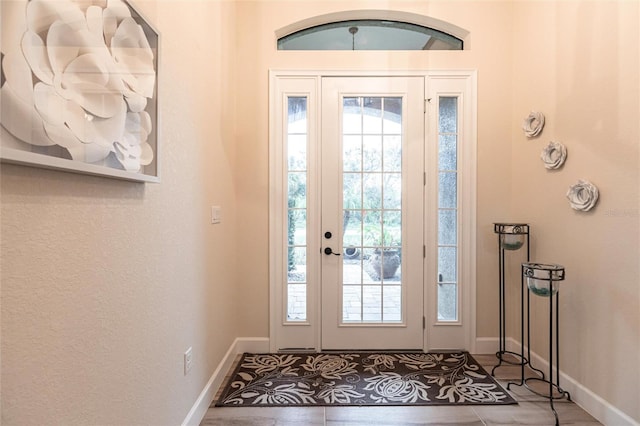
200;354;601;426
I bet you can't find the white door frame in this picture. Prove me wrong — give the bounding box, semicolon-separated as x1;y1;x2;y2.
268;70;477;353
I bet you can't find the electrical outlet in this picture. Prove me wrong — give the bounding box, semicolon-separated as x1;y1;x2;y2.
184;347;193;375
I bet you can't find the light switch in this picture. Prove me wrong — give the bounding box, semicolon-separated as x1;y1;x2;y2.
211;206;222;224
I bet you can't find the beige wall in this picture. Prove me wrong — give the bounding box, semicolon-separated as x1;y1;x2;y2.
1;1;239;424
1;0;638;424
510;1;640;422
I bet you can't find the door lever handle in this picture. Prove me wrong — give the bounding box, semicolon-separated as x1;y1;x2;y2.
324;247;341;256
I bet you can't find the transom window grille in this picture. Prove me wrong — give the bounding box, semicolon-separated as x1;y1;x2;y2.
278;20;463;51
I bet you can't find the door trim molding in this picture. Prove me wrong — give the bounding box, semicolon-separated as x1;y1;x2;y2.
424;71;478;352
269;70;477;353
268;74;321;352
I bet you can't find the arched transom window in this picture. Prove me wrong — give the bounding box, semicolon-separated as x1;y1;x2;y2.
278;20;463;51
276;11;468;51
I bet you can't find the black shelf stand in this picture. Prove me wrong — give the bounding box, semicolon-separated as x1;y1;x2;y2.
508;262;571;426
491;223;544;379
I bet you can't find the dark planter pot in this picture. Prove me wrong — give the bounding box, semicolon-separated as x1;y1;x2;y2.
367;249;400;280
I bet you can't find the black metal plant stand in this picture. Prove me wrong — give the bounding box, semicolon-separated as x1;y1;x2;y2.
508;263;571;426
491;223;543;378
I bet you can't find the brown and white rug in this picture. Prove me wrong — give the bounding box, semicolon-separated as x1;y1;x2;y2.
216;352;517;407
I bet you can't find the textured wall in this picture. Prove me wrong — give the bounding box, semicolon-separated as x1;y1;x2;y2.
2;0;637;424
510;1;640;422
1;1;239;424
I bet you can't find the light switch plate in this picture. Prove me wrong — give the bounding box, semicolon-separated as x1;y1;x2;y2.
184;347;193;375
211;206;221;224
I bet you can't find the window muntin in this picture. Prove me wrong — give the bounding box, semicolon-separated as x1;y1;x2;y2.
278;20;463;51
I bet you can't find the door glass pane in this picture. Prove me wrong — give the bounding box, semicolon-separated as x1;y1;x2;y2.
343;173;363;210
342;285;361;321
382;211;401;247
292;210;307;245
343;211;362;247
437;283;457;321
438;246;457;282
286;97;308;322
438;97;457;133
363;173;382;209
383;285;402;321
438;172;457;208
363;97;382;133
362;285;382;321
287;284;307;321
288;173;306;208
438;134;457;171
342;96;403;323
343;135;362;171
383;136;402;171
437;97;458;322
383;173;402;209
362;136;382;171
438;209;457;245
343;97;362;134
363;210;382;247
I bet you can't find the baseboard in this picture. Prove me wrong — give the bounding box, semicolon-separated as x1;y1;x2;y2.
234;337;270;354
474;337;499;354
181;337;270;426
505;338;639;426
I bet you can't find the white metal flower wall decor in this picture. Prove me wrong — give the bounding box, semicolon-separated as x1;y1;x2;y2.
541;141;567;170
566;179;599;212
0;0;159;181
522;111;545;138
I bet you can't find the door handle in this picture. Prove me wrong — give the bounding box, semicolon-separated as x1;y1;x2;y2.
324;247;341;256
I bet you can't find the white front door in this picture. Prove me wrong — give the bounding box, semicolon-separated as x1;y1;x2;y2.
269;71;476;353
320;77;425;350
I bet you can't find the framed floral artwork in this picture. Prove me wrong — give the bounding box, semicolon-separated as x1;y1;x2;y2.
1;0;160;182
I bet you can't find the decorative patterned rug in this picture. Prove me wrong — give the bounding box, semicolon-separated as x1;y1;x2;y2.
216;352;517;407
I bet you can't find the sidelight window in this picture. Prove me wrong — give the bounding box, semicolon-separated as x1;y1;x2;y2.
286;97;309;322
437;96;459;322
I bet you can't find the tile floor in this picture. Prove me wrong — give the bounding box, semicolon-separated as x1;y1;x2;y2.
200;354;602;426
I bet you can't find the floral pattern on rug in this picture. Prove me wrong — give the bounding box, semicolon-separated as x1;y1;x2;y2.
216;352;517;407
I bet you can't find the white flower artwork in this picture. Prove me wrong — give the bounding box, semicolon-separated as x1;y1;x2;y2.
0;0;159;181
541;141;567;170
566;179;599;212
522;111;545;138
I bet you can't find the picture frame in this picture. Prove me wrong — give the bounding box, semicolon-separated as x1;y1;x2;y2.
0;0;160;183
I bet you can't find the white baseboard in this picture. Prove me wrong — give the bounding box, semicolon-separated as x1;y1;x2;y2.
504;338;639;426
181;337;270;426
474;337;499;354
